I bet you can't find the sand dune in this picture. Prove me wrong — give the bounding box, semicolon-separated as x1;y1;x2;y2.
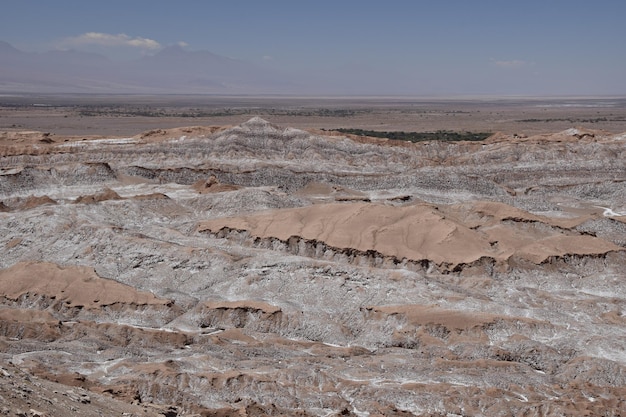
0;261;171;309
199;200;622;269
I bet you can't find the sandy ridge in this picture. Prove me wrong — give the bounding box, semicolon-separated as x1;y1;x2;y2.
0;261;172;308
198;201;623;268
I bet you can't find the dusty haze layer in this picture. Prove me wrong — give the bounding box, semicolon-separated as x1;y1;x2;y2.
1;115;626;416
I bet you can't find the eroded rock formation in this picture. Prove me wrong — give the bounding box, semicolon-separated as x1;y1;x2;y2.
1;118;625;415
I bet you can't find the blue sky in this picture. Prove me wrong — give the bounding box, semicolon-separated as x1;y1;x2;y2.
2;0;625;95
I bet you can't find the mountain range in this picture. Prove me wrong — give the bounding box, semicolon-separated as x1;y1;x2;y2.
0;41;296;94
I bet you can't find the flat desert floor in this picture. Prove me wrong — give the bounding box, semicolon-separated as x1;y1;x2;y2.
2;94;626;137
1;95;626;416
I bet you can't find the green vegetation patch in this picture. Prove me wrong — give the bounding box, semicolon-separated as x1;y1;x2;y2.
327;128;491;143
76;106;371;118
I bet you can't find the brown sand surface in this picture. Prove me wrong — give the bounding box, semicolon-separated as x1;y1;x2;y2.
0;261;171;308
199;201;622;269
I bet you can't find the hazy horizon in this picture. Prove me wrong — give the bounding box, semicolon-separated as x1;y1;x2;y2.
2;0;625;96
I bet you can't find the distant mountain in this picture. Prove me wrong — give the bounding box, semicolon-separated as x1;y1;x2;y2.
0;41;295;94
0;40;24;56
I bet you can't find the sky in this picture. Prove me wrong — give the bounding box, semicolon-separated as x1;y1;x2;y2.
1;0;625;96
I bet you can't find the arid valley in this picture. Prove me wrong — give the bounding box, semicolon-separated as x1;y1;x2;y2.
1;95;626;416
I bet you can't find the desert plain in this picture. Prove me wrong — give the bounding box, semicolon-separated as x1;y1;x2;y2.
1;94;626;416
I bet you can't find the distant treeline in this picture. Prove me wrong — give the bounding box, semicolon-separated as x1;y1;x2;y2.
327;128;491;143
517;117;626;123
77;107;369;118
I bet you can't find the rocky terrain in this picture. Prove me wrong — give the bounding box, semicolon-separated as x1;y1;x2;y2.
1;117;625;416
